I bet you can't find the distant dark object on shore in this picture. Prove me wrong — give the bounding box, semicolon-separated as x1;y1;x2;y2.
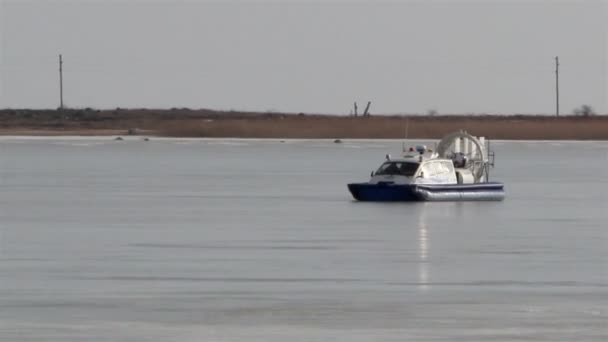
115;137;123;141
334;139;342;144
573;105;596;117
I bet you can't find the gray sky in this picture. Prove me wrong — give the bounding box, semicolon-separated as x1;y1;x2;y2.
1;0;606;114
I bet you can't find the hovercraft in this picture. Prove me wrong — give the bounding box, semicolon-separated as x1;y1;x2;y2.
347;131;505;202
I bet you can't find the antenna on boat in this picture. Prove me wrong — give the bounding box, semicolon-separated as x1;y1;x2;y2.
402;117;410;153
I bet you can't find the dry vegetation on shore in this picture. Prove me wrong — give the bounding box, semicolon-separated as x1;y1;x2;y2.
1;108;607;140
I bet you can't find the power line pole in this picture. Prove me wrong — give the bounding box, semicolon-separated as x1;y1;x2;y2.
555;56;559;117
59;54;64;110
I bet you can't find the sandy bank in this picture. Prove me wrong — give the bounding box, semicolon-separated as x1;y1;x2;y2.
1;109;606;140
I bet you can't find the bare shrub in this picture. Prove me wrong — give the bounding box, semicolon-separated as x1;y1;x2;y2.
573;105;596;116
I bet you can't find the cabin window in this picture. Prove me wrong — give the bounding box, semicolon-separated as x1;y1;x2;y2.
432;161;448;176
420;163;434;177
440;161;455;175
420;161;453;178
375;162;419;177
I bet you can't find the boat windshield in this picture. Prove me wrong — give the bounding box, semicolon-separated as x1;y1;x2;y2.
375;161;420;177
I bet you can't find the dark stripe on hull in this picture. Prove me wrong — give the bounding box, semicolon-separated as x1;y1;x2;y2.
347;183;419;202
348;182;505;202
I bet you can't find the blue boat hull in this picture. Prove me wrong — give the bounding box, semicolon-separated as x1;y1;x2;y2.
348;182;505;202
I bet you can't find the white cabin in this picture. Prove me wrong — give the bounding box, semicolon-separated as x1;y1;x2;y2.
369;148;477;185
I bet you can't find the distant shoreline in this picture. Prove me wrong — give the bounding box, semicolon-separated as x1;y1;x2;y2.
1;109;607;140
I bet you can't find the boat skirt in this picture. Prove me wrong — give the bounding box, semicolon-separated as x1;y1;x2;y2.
347;182;505;202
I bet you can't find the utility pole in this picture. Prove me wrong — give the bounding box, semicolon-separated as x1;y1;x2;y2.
555;56;559;117
59;54;64;110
